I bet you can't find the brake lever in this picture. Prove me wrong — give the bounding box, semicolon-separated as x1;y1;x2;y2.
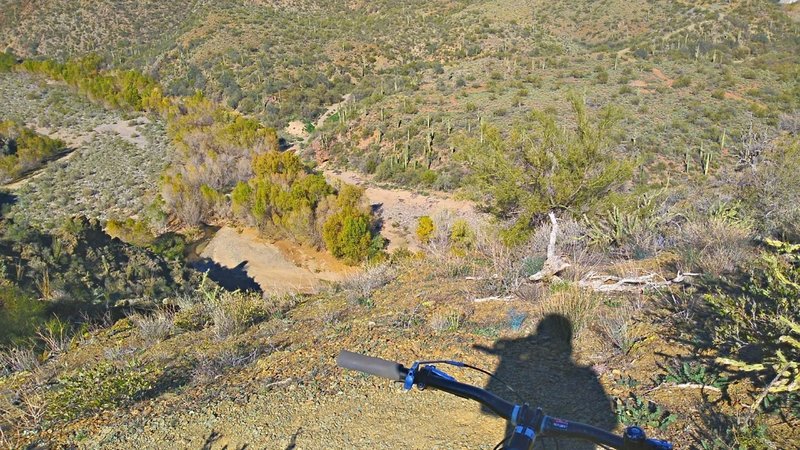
404;363;457;391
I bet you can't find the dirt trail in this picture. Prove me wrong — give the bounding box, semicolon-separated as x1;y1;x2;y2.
324;169;484;252
199;226;353;294
288;94;486;252
284;93;352;145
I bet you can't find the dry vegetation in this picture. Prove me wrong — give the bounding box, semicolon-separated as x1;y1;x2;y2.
0;0;799;448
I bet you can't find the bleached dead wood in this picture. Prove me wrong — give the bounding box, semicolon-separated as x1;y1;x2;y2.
578;271;701;292
473;295;516;303
465;274;499;281
529;212;571;282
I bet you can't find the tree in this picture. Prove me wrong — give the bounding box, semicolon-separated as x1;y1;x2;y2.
459;93;633;244
323;208;373;264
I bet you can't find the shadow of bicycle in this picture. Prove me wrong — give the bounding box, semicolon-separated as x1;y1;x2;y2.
475;314;617;450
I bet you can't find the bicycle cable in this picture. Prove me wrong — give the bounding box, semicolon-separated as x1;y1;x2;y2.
411;359;525;404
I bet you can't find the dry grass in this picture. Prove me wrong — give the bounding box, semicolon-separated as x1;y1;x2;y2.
0;347;40;375
678;216;755;276
129;310;175;345
191;346;262;384
597;302;644;355
535;285;602;338
340;263;397;305
211;292;268;341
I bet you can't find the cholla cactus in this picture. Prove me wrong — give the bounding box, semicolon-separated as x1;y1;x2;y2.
717;317;800;395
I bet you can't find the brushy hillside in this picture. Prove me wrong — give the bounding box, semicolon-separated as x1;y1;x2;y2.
2;1;797;190
0;72;172;227
0;1;799;449
1;221;799;448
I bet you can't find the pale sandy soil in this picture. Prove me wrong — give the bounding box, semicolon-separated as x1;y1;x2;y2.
284;93;352;143
199;226;354;294
324;169;486;252
284;120;309;140
94;117;150;148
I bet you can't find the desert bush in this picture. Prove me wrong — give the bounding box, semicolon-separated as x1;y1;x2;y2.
0;346;40;374
779;113;800;135
340;263;397;305
36;317;72;357
0;285;46;346
598;303;642;355
128;310;174;345
191;345;261;384
322;207;375;263
173;301;210;332
706;239;800;413
48;361;158;420
106;217;155;247
0;120;64;182
1;387;47;436
585;192;668;259
416;215;435;244
741;137;800;241
677;205;754;276
705;239;800;351
321;185;382;263
210;291;268;340
673;75;692;88
458;93;633;244
536;285;601;338
0;51;16;71
449;219;475;254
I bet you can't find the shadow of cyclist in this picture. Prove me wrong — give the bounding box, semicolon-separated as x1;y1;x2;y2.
474;314;617;449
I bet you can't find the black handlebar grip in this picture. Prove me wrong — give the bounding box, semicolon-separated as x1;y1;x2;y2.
336;350;407;382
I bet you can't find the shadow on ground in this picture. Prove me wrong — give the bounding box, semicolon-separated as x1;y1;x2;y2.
201;430;249;450
192;259;262;294
475;314;617;450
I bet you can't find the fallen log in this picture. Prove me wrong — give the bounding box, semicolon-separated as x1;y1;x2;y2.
578;271;700;292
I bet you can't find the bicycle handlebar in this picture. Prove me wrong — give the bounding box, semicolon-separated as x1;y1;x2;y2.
336;350;672;450
337;350;407;382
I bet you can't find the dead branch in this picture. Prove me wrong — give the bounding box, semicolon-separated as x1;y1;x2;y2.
529;212;571;282
473;295;516;303
263;378;293;390
578;271;700;292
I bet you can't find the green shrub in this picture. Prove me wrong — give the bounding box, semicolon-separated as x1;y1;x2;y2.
615;394;678;431
48;361;158;420
105;217;154;247
449;219;475;254
0;120;64;181
743;138;800;241
323;208;374;264
673;75;692;88
416;216;434;243
0;285;46;346
0;51;16;72
458;93;633;240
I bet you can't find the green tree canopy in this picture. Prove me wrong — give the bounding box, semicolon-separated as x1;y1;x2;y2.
459;94;633;243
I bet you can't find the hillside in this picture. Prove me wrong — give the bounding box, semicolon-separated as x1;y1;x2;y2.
1;1;799;449
2;1;797;189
